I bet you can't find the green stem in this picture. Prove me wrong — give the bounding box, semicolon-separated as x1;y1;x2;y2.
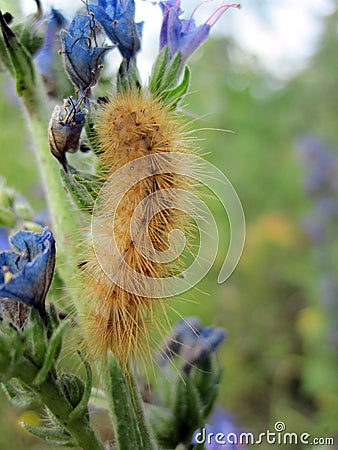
104;357;144;450
23;87;85;316
128;369;158;450
18;357;105;450
38;377;104;450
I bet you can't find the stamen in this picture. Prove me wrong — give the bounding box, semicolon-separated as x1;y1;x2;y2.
206;2;240;27
190;0;214;22
3;266;13;283
188;0;214;31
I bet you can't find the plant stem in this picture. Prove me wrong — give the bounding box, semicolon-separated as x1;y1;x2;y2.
105;357;146;450
23;88;86;316
18;357;105;450
128;368;158;450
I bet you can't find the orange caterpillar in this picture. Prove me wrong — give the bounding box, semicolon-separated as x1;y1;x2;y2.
81;90;196;368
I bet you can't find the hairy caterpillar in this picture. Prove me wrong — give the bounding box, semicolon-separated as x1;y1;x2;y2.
81;90;198;368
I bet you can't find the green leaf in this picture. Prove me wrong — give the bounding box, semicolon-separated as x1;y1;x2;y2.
58;373;85;409
24;308;47;367
160;51;182;91
68;165;100;201
85;118;101;155
172;376;204;446
191;359;222;418
0;205;15;227
22;423;76;446
1;379;40;408
47;302;61;331
160;65;191;109
149;46;169;94
33;320;70;386
12;14;44;56
147;403;173;445
68;353;92;421
61;169;95;212
0;29;14;74
0;10;36;109
0;179;15;208
117;58;142;93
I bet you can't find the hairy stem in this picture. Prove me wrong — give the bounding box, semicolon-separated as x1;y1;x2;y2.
23;87;85;316
128;369;158;450
18;357;105;450
104;356;158;450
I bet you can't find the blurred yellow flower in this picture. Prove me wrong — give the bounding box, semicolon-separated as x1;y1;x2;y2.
252;212;299;247
17;410;40;432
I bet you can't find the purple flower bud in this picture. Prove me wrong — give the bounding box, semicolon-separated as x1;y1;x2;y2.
0;228;56;316
159;1;240;63
88;0;143;60
158;316;226;373
60;13;113;91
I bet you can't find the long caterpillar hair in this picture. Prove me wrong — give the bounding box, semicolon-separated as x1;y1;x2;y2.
80;89;198;370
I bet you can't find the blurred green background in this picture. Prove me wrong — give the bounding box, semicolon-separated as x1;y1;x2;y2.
0;1;338;449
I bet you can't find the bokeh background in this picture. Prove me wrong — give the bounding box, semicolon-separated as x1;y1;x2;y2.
0;0;337;448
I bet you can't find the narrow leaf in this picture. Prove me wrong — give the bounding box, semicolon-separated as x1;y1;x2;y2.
68;353;92;421
0;205;15;227
0;10;36;108
33;320;69;386
22;423;76;446
61;170;94;212
160;65;191;109
149;46;169;94
161;52;182;91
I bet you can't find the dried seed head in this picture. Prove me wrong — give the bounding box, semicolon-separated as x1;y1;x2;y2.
48;97;87;171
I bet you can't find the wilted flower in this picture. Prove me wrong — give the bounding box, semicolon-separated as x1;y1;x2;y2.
60;13;113;91
48;96;87;170
88;0;143;60
0;228;56;317
159;316;226;373
159;1;240;63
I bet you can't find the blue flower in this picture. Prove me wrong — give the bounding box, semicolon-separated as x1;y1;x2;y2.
158;316;226;373
0;228;56;315
88;0;143;60
159;1;240;63
35;8;68;78
60;13;113;91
